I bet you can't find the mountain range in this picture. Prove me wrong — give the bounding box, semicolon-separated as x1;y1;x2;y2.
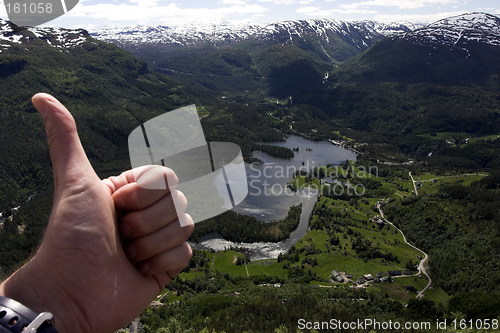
0;20;90;51
0;16;283;214
0;11;499;328
0;15;290;272
0;12;498;173
90;18;423;89
91;19;422;60
91;12;499;51
89;13;499;93
0;13;498;201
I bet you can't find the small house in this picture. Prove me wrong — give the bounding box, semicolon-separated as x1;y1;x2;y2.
406;286;418;293
388;270;402;277
363;274;374;281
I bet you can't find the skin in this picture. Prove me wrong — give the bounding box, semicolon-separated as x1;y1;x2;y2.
0;93;194;333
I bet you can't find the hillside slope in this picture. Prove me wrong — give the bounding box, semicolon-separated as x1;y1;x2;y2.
91;19;419;96
0;18;293;275
294;13;500;166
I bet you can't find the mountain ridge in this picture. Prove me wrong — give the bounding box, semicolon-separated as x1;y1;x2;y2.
0;18;92;52
344;12;500;86
89;12;500;57
90;18;422;51
400;12;500;48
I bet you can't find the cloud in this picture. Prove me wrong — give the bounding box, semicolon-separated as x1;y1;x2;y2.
127;0;160;7
296;5;376;16
257;0;314;5
64;2;269;25
218;0;247;5
342;0;459;10
374;10;467;23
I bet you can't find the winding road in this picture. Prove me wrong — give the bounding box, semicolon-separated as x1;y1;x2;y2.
409;172;419;196
377;202;432;299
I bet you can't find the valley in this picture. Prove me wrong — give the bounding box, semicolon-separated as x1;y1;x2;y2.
0;11;499;333
141;164;496;332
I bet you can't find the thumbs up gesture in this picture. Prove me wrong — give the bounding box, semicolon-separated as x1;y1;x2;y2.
0;94;194;333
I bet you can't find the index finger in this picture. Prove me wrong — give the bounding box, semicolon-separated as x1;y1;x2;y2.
113;184;168;212
106;166;179;211
103;165;178;194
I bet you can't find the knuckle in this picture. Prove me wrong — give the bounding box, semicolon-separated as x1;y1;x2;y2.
134;238;153;258
124;212;147;236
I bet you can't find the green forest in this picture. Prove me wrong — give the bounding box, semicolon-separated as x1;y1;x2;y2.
0;14;499;333
134;164;499;332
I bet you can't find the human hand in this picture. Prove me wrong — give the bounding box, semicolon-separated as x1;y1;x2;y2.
0;93;193;333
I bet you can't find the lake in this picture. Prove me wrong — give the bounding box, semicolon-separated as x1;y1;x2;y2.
233;135;357;221
194;135;357;260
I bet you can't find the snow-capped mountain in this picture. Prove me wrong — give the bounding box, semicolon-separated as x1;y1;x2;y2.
91;19;420;49
0;19;91;53
399;12;500;47
347;12;500;86
369;21;422;37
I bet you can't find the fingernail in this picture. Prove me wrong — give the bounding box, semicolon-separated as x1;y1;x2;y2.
120;223;131;238
126;245;137;260
140;263;150;275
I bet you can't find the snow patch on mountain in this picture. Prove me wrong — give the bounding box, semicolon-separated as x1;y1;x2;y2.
371;21;422;36
90;19;420;48
91;13;500;52
400;13;500;47
0;18;91;52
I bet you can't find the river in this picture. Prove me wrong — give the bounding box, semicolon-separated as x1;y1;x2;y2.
194;135;357;260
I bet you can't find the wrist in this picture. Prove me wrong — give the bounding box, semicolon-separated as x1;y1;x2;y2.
0;259;90;333
0;296;56;332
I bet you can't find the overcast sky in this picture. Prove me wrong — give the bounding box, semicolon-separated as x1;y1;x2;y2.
1;0;499;28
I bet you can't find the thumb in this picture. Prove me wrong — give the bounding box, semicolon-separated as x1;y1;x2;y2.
32;93;96;191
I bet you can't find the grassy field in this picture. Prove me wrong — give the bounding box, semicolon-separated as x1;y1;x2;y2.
375;276;450;305
375;276;427;303
413;173;488;195
178;250;289;280
313;253;402;280
247;259;287;278
211;251;248;277
468;133;500;143
418;132;468;141
417;132;500;152
422;286;451;305
294;230;330;252
178;270;206;280
178;166;481;309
